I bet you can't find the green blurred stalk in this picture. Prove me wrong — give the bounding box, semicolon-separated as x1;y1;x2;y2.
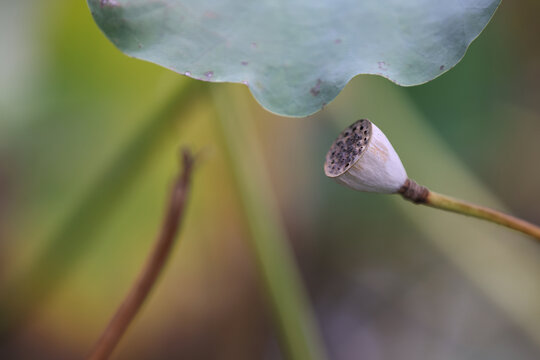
0;81;203;336
211;87;327;360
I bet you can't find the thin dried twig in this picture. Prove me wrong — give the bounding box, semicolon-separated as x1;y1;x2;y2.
87;149;197;360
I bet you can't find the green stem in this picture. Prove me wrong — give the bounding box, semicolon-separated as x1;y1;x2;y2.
400;178;540;241
211;87;327;360
426;191;540;241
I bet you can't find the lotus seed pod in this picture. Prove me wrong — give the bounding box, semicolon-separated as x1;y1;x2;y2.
324;119;407;193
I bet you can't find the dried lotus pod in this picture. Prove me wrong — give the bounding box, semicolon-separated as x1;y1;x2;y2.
324;119;407;193
324;120;540;242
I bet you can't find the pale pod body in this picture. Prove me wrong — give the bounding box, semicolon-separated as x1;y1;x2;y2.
324;119;407;193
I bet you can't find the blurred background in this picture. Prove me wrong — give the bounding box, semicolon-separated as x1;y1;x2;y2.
1;1;540;359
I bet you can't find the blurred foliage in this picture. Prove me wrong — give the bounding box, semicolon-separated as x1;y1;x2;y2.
1;1;540;359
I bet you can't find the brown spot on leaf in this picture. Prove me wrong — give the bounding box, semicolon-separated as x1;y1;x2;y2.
100;0;120;7
204;11;218;19
310;79;322;96
241;61;248;66
440;65;445;70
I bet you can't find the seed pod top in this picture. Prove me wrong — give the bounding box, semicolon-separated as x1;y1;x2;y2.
324;119;407;193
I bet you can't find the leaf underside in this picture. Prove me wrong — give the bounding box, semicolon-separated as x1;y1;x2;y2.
88;0;500;117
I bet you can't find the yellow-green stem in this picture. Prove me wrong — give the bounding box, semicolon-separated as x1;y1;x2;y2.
425;191;540;241
211;87;327;360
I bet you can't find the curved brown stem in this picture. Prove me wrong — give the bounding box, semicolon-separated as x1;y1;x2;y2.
86;149;196;360
400;178;540;242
